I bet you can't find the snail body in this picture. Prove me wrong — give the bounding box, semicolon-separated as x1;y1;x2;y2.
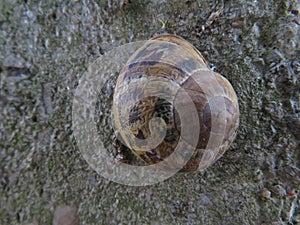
113;34;239;172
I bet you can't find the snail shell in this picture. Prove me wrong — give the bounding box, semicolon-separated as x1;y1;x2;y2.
113;34;239;172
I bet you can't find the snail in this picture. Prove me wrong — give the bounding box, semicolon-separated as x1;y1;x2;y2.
112;34;239;172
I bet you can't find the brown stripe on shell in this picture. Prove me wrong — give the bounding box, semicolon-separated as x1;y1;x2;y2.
150;34;210;69
120;61;187;85
119;34;210;86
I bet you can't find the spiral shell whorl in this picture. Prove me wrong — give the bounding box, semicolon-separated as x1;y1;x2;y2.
113;34;239;172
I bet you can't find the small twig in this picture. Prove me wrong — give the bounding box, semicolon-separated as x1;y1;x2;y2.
158;18;168;30
201;0;224;31
193;0;224;37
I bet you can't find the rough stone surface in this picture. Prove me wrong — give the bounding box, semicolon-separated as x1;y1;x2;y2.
0;0;299;224
52;205;79;225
